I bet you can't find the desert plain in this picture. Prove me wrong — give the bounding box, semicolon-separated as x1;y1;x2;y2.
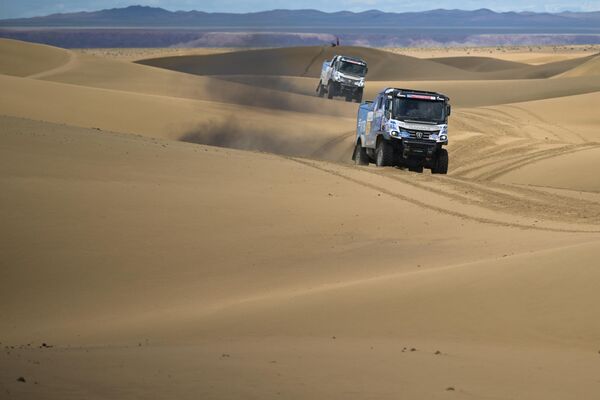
1;38;600;399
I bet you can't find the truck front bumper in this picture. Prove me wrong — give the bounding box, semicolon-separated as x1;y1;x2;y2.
339;84;363;94
394;139;441;160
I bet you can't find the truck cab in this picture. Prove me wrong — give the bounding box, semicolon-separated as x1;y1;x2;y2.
317;55;367;103
353;87;451;173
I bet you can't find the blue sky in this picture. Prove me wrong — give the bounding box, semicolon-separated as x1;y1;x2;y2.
1;1;599;19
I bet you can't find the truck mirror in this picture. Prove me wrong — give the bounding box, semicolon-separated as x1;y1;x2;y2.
365;67;369;74
447;105;451;116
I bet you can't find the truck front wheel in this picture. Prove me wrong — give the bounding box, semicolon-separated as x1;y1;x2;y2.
317;82;325;97
353;142;369;165
327;81;336;99
375;139;394;167
431;148;449;174
354;89;363;103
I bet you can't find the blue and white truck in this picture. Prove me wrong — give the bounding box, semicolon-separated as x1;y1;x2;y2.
352;87;451;174
316;55;367;102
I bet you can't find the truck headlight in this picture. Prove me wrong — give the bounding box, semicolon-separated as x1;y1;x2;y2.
357;80;364;87
390;130;399;137
440;134;448;141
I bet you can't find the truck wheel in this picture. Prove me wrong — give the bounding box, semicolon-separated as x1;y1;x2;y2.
432;149;449;174
327;81;336;99
317;82;325;97
409;165;424;173
354;89;363;103
375;139;394;167
353;142;369;166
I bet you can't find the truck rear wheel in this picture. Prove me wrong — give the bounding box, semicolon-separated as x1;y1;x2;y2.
432;148;449;174
375;139;394;167
327;81;336;99
353;142;369;166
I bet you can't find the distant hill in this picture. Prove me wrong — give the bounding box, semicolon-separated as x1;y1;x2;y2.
1;5;600;28
2;6;600;48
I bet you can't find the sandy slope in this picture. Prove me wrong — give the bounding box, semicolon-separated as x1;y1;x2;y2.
218;74;600;107
390;45;600;64
429;56;530;72
37;52;357;117
0;39;72;77
138;45;598;80
2;40;600;400
556;54;600;77
136;45;479;80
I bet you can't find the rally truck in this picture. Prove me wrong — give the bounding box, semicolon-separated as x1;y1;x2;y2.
316;55;367;102
352;87;451;174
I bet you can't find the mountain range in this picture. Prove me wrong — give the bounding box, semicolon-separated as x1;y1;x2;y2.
2;5;600;28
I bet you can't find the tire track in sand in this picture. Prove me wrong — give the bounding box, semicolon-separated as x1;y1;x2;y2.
377;168;600;225
301;46;326;78
286;157;600;233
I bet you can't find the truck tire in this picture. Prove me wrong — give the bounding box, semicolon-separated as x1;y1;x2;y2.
354;89;363;103
375;139;394;167
317;82;325;97
353;142;369;165
432;148;449;174
327;81;336;99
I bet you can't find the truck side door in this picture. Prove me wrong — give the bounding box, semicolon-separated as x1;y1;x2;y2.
372;95;385;132
327;56;338;82
365;95;381;148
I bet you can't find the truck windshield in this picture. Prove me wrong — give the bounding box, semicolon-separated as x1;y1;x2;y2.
339;61;366;77
392;98;446;124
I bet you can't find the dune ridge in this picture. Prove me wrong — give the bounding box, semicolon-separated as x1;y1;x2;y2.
555;54;600;77
0;38;71;77
137;45;598;80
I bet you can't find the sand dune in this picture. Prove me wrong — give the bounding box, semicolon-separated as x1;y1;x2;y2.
429;56;529;72
0;74;356;163
498;147;600;192
556;54;600;77
391;45;600;65
36;51;357;117
218;74;600;107
138;45;596;81
137;45;482;80
477;53;600;79
2;39;600;400
0;38;71;77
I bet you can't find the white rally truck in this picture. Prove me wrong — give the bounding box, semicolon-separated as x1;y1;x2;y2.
316;55;367;103
352;87;451;174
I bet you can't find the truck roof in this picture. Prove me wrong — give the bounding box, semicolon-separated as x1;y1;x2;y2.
337;55;367;65
381;87;449;101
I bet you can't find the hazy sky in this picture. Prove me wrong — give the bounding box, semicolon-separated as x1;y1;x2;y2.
2;0;599;19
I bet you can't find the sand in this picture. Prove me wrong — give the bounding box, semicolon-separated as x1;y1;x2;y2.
1;38;600;400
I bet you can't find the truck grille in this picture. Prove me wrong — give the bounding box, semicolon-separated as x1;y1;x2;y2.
405;129;438;140
403;140;437;157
